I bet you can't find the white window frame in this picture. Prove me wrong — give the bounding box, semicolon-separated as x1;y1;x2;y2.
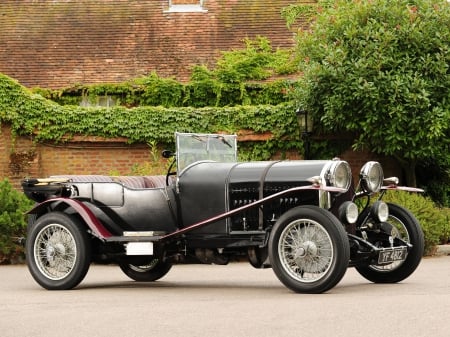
80;95;116;108
165;0;207;13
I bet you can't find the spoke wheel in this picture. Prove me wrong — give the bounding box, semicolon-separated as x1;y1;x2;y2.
34;224;77;280
356;203;424;283
119;258;172;282
278;219;333;282
26;212;91;290
269;206;350;293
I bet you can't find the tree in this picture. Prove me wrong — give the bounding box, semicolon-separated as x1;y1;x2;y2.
286;0;450;187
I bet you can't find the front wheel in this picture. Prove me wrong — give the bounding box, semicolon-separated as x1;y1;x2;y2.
26;212;91;290
269;206;350;293
355;203;424;283
119;258;172;282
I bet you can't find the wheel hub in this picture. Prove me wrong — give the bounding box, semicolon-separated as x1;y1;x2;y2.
294;241;318;261
45;243;66;263
46;245;56;262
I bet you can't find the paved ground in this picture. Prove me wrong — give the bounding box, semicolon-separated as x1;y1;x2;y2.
1;256;450;337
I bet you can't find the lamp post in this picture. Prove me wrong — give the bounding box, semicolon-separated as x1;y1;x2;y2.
296;108;313;160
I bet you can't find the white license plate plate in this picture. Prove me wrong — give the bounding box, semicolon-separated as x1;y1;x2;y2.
126;242;154;255
378;247;407;264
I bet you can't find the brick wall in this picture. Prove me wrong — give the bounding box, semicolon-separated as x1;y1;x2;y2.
338;148;401;185
1;125;154;189
38;142;152;176
1;124;402;190
0;0;301;89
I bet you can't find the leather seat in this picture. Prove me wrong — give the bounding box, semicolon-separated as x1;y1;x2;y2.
50;175;113;182
113;176;146;189
143;175;168;188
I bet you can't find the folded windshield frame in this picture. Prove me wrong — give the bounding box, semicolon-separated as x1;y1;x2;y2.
176;132;238;173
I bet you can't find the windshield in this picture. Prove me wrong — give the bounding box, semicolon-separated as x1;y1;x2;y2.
176;132;237;172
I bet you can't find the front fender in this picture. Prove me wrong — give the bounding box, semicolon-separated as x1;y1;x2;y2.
27;198;112;240
381;186;424;192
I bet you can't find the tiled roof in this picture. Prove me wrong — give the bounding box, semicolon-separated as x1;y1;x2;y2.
0;0;299;89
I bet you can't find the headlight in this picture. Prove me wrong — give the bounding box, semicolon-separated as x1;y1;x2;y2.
360;161;384;193
326;161;352;190
371;201;389;222
338;201;359;224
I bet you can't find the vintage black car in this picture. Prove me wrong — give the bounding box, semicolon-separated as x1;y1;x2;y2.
22;132;424;293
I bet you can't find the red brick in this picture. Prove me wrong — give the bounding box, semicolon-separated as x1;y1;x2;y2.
1;124;403;191
0;0;301;89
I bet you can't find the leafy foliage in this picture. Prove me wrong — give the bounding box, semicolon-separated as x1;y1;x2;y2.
0;179;34;263
0;36;308;165
33;37;298;108
417;157;450;207
381;191;449;255
135;73;184;107
128;141;171;176
288;0;450;187
215;36;297;81
0;73;300;160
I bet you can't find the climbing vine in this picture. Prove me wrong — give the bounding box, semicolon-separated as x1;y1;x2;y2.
0;36;351;161
0;73;302;160
32;37;299;108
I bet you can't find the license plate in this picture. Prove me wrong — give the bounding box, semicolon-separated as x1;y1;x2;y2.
126;242;154;255
378;247;407;264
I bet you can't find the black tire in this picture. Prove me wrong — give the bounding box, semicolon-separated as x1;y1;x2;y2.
26;212;91;290
119;258;172;282
269;206;350;294
355;203;424;283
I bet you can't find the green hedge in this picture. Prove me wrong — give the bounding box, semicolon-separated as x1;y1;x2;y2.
381;191;449;256
0;179;34;264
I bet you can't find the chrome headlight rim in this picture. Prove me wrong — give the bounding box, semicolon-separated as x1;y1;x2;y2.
360;161;384;193
338;201;359;224
371;201;389;222
326;160;352;191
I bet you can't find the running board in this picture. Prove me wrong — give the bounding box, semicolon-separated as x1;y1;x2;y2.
105;231;166;243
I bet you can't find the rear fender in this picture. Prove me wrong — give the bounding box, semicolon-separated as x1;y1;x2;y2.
27;198;112;240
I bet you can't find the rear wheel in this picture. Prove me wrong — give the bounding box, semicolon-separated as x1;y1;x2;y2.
355;203;424;283
26;212;91;290
119;258;172;282
269;206;350;293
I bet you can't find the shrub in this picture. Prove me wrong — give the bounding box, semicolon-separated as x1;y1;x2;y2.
441;208;450;244
0;178;34;264
289;0;450;187
128;141;171;176
381;191;448;255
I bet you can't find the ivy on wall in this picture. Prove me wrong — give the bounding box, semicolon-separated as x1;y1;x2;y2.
0;73;302;160
0;36;346;161
32;37;299;108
